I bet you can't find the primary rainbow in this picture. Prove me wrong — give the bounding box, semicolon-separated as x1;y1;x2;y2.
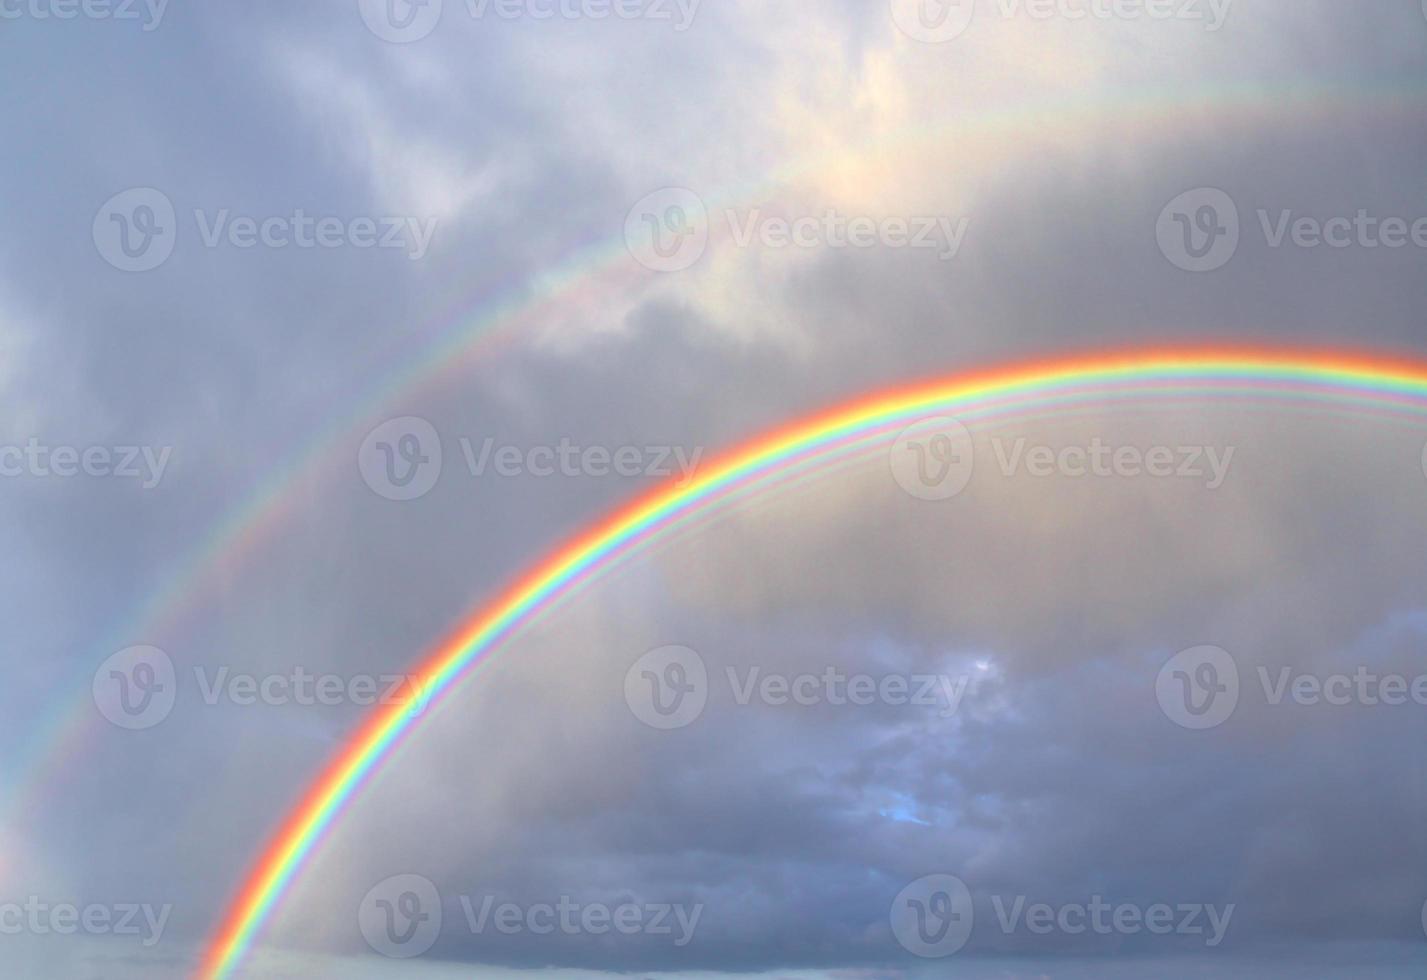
199;347;1427;978
9;75;1426;847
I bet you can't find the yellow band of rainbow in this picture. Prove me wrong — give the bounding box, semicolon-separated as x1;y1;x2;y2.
199;346;1427;978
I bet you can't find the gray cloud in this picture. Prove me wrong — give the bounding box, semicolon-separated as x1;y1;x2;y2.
1;1;1426;977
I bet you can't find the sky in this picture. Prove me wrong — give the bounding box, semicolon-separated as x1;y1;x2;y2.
2;0;1427;977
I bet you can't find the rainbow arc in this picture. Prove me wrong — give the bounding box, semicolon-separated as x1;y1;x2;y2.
199;347;1427;979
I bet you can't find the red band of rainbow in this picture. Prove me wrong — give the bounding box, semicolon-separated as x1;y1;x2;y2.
199;347;1427;978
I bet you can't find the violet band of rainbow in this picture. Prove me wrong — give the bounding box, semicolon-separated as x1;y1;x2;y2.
199;348;1427;979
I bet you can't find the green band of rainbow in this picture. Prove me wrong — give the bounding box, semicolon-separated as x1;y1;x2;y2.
12;78;1426;855
199;347;1427;978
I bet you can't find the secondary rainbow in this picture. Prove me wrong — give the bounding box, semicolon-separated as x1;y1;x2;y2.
199;347;1427;979
9;76;1426;845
